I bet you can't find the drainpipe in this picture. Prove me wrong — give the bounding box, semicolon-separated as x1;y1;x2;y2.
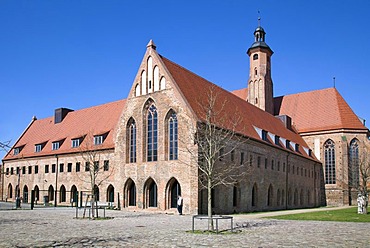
285;152;290;210
54;155;59;207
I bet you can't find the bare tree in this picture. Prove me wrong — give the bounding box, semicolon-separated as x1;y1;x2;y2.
184;85;251;229
77;132;114;219
348;140;370;214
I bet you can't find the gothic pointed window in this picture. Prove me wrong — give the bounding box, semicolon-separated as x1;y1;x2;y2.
127;118;137;163
324;139;336;184
349;139;359;188
168;112;178;160
147;105;158;162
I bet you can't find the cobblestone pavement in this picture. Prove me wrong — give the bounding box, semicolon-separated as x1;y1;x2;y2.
0;205;369;247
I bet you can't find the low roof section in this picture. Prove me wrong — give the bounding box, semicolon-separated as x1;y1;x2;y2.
4;99;126;161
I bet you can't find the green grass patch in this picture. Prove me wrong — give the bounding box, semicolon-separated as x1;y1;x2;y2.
266;207;369;222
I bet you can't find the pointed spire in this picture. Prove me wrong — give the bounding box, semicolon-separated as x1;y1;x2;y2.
147;39;157;50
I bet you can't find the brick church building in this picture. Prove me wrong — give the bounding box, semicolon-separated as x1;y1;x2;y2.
2;24;368;214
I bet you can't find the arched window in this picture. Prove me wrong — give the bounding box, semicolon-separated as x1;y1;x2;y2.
107;184;114;203
349;139;359;188
60;185;66;203
253;54;258;60
147;104;158;162
124;178;136;207
324;139;336;184
127;118;137;163
168;112;178;160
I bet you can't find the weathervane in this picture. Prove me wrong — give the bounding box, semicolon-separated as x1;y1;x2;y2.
258;10;261;26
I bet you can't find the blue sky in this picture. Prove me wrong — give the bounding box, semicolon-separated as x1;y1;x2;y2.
1;0;370;159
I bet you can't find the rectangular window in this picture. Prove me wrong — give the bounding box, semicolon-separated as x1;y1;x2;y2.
72;138;80;148
240;152;244;165
10;167;14;175
265;158;268;169
277;161;280;171
45;164;49;173
35;165;39;174
67;163;72;172
35;144;42;153
94;135;103;145
283;163;286;172
6;167;9;175
28;166;32;174
271;160;274;170
94;161;99;172
59;163;64;172
52;164;56;173
104;160;109;171
286;140;291;149
257;156;261;168
76;162;81;172
85;162;90;172
295;144;300;152
22;166;26;174
16;167;20;175
52;142;60;150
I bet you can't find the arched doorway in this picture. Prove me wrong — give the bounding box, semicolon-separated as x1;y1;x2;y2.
166;178;181;209
23;185;29;203
251;183;258;207
93;185;99;201
267;184;273;207
7;183;13;199
70;185;78;203
144;178;157;208
48;185;54;202
107;184;114;203
34;185;40;202
124;178;136;207
60;185;66;203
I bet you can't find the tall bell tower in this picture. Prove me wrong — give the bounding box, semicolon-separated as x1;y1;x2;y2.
247;18;274;114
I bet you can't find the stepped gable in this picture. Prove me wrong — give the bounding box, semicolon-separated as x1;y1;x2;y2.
274;88;367;133
160;56;315;160
4;99;126;160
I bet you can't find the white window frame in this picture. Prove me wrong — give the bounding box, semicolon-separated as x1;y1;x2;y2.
52;141;60;150
35;144;42;153
72;138;80;148
94;135;103;145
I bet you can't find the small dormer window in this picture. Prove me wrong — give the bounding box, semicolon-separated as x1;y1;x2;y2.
35;144;42;153
72;138;80;148
52;141;60;150
274;135;280;145
94;135;103;145
286;140;291;149
262;130;268;141
14;148;20;155
308;149;312;157
295;143;299;152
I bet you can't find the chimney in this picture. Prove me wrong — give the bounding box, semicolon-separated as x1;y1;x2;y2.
276;115;292;130
54;108;73;124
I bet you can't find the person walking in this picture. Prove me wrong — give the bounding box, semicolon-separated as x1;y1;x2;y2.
177;195;183;215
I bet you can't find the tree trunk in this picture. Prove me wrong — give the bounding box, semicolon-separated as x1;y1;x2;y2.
207;180;213;230
91;193;95;219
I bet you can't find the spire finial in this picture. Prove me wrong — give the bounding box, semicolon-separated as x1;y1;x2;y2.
147;39;156;50
333;76;336;88
258;10;261;27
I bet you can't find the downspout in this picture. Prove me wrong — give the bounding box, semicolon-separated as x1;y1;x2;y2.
285;152;290;210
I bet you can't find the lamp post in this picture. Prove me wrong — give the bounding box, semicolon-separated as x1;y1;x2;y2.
54;155;58;207
16;167;21;208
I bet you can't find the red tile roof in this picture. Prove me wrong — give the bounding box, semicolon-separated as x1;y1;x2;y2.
232;87;368;134
4;99;126;160
274;88;367;133
161;56;315;160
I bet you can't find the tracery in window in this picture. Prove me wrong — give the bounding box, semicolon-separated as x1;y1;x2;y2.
324;139;336;184
168;112;178;160
147;104;158;162
349;139;359;188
